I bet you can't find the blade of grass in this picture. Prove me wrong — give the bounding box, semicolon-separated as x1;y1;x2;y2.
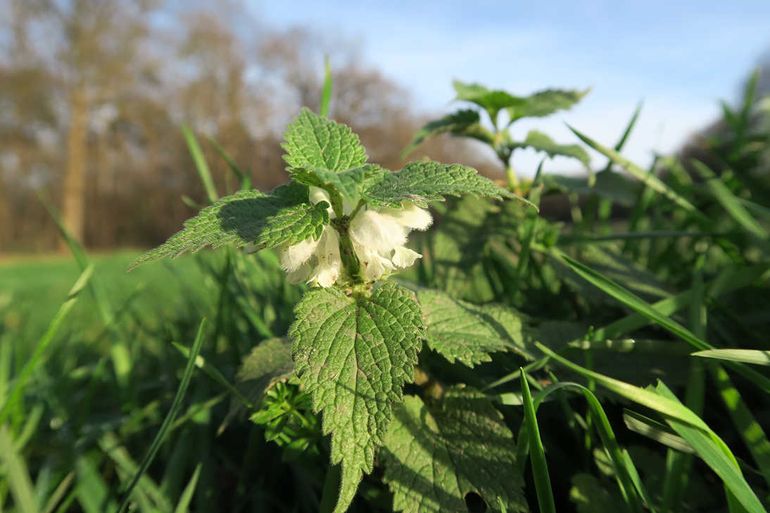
537;342;766;513
116;318;207;513
549;248;770;394
171;342;253;409
710;364;770;488
319;55;333;117
182;126;218;203
173;464;202;513
41;473;74;513
691;160;767;240
655;382;766;513
661;261;707;513
40;198;132;388
0;266;93;424
518;380;649;512
520;369;556;513
568;125;701;215
0;427;38;513
207;137;251;190
694;350;770;366
600;102;643;174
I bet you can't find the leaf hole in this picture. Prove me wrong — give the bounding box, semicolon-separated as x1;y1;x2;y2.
464;492;487;513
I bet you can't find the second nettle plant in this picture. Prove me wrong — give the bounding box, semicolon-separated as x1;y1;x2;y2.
134;108;532;512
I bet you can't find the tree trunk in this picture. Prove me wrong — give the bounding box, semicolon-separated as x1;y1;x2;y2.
61;85;88;248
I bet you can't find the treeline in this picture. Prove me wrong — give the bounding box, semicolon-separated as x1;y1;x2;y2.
0;0;490;252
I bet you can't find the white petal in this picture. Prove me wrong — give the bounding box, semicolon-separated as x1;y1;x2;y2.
279;236;320;272
381;202;433;231
349;209;407;253
309;227;342;287
309;186;336;218
309;186;331;206
354;243;394;281
392;246;422;268
286;262;312;284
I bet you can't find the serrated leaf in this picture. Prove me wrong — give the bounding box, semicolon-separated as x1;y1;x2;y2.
236;338;294;406
292;164;388;202
382;388;526;513
282;107;367;172
453;81;525;120
510;130;590;166
508;88;588;121
289;282;424;513
404;109;493;155
416;289;530;366
364;161;518;208
130;184;328;269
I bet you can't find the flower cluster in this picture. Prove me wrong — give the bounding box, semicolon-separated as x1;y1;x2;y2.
278;187;432;287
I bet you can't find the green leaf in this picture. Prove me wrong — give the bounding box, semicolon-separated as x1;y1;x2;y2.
404;109;493;156
130;184;328;269
693;349;770;366
382;388;526;513
292;164;387;203
282;107;367;172
453;81;524;120
510;130;590;166
236;338;294;406
365;161;520;208
289;282;424;513
508;88;588;121
416;289;530;366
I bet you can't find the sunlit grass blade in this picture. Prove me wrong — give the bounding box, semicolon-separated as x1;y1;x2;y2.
41;472;75;513
116;318;207;513
623;410;694;454
655;382;766;513
518;379;649;513
710;365;770;488
691;160;767;240
537;343;766;513
320;55;333;117
693;350;770;366
0;426;38;513
0;266;92;424
600;101;642;174
568;125;700;214
182;125;218;203
520;369;556;513
549;248;770;394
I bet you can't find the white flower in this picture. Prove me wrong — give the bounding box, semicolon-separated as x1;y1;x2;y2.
277;189;432;287
349;201;432;282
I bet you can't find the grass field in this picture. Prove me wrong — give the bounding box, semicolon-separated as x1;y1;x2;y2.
2;79;770;513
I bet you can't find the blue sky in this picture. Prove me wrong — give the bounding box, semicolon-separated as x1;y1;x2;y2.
253;1;770;173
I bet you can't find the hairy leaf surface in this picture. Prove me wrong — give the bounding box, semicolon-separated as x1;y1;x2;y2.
416;289;530;366
292;164;388;202
364;161;515;208
282;108;367;172
383;388;526;513
289;282;424;513
131;184;327;268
